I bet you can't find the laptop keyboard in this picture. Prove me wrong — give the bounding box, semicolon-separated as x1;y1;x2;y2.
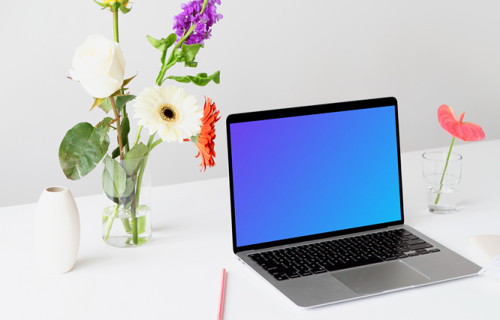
248;229;440;281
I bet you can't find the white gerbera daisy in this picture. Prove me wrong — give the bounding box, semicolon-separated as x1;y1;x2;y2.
133;85;203;142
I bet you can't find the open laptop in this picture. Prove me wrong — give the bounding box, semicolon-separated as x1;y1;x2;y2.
226;97;480;308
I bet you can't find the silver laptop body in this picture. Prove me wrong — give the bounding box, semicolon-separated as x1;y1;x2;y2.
226;97;480;308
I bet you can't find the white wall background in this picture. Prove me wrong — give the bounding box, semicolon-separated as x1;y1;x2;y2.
1;0;499;207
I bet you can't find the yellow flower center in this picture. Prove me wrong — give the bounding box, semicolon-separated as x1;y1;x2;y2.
160;104;179;123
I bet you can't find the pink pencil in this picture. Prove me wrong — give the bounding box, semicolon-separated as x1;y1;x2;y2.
217;268;227;320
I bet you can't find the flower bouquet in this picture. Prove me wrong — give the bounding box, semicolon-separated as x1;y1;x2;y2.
58;0;222;247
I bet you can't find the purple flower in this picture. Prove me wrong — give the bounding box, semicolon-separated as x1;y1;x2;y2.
173;0;223;46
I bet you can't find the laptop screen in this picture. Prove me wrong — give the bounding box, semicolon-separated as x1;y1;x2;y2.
227;98;403;250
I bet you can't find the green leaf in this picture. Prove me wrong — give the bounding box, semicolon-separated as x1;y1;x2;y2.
119;4;132;13
59;120;112;180
174;43;203;67
112;146;120;159
102;212;108;225
102;156;126;197
98;95;135;114
99;99;112;113
184;61;198;68
136;214;147;234
147;33;177;52
91;97;106;111
93;0;108;8
98;117;114;144
123;143;148;176
166;71;220;86
125;207;148;236
115;95;136;112
102;156;134;201
149;34;177;66
147;35;164;51
122;75;136;88
121;116;130;149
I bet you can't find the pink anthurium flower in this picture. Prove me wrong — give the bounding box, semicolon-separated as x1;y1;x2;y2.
434;104;485;205
438;104;485;141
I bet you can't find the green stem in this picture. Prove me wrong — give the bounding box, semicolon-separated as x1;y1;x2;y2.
135;156;149;212
434;137;455;205
200;0;208;15
123;110;130;153
121;218;132;233
131;188;138;245
104;203;120;241
135;134;155;201
133;126;143;147
112;6;131;153
110;97;124;160
156;23;197;86
151;138;163;150
109;5;136;243
147;134;155;149
127;134;155;245
113;8;119;43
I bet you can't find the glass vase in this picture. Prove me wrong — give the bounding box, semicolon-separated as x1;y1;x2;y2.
101;155;152;247
422;151;462;213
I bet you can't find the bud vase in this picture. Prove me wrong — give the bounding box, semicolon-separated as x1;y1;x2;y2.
33;187;80;274
102;155;152;247
422;151;462;213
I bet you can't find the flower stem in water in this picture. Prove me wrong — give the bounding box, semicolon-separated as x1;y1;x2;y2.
434;137;455;205
104;204;120;241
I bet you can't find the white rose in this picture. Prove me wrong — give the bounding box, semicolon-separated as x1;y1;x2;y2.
69;34;125;99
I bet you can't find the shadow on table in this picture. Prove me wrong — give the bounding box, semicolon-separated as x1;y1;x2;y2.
73;254;113;271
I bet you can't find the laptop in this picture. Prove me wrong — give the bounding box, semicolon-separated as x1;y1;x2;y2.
226;97;480;308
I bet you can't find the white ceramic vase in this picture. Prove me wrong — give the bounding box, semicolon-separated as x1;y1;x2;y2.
34;187;80;274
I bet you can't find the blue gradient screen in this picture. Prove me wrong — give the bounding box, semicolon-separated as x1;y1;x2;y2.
230;105;402;248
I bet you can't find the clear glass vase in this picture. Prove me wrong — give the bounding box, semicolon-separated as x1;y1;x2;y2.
101;155;152;247
422;151;462;213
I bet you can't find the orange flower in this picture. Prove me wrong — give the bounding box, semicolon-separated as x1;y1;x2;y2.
187;97;220;171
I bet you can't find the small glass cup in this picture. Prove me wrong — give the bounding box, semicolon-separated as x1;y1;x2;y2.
422;151;462;213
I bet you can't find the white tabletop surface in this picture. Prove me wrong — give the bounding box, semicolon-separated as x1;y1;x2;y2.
1;140;499;319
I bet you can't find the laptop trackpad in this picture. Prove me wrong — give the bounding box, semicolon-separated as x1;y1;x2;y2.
333;261;430;295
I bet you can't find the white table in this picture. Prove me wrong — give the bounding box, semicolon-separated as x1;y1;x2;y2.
1;140;499;319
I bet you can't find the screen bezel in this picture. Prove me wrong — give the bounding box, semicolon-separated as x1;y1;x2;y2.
226;97;404;253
